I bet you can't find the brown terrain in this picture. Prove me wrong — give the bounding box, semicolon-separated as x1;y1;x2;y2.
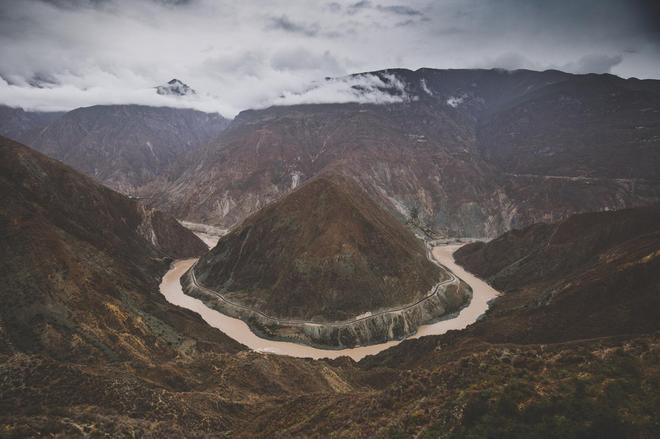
193;172;446;321
0;69;659;437
453;206;660;343
0;104;229;194
0;135;211;360
146;68;660;236
0;105;64;145
0;137;657;436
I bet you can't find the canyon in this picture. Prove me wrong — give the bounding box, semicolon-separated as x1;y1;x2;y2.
0;67;658;438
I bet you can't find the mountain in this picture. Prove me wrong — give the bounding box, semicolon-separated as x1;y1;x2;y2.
187;173;470;347
147;68;660;237
156;78;196;96
0;134;375;435
453;205;660;343
0;135;373;435
23;104;229;194
0;104;64;144
477;74;660;180
0;134;212;360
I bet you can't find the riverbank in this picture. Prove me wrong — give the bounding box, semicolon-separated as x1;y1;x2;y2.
159;244;500;360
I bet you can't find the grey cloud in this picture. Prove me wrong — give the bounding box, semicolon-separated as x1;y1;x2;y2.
490;53;536;71
270;48;343;73
325;2;341;13
267;15;320;37
377;5;422;16
347;1;423;17
350;1;371;9
0;0;659;116
562;54;624;74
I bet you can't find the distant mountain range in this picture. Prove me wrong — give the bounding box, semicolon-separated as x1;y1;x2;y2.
146;68;660;236
1;67;659;237
0;104;229;194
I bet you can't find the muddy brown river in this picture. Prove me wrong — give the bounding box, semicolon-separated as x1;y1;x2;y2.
159;244;499;361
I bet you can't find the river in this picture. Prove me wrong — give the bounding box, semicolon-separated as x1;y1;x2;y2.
159;244;500;361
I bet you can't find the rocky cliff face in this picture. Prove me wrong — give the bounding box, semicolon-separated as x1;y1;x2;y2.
136;203;208;259
148;68;660;237
21;104;229;194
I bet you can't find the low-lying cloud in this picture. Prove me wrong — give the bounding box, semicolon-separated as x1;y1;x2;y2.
272;73;411;107
0;0;658;117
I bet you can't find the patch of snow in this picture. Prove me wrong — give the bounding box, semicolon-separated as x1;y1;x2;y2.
446;95;465;108
156;78;196;97
420;78;433;96
407;134;427;142
145;141;155;157
291;171;302;189
216;192;236;218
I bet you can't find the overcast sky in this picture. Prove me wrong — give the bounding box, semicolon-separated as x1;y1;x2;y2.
1;0;659;117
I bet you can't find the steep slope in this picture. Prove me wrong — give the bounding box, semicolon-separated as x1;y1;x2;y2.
454;206;660;342
0;135;210;359
194;173;446;320
478;74;660;180
0;104;64;144
148;99;513;236
27;104;229;193
187;173;469;347
148;68;660;236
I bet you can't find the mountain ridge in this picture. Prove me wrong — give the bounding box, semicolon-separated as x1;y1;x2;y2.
146;67;660;236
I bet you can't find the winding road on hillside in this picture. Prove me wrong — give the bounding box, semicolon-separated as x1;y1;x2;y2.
159;244;500;361
187;256;458;328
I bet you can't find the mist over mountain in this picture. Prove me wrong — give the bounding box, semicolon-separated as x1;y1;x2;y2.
156;78;196;97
